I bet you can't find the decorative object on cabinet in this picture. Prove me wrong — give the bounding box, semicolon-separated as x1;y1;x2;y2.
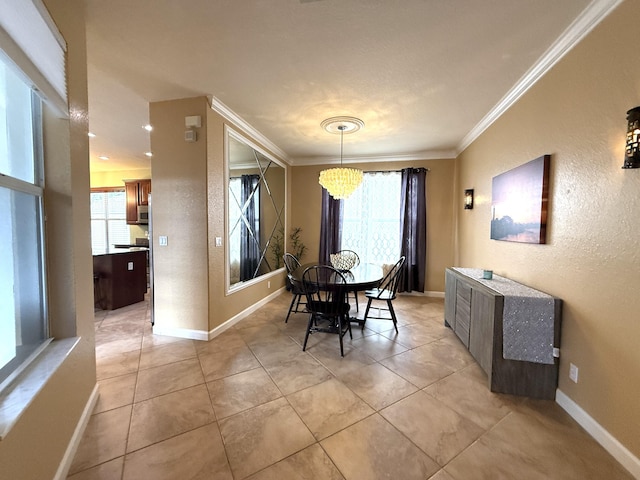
464;189;474;209
622;106;640;169
318;116;364;200
444;267;562;400
124;179;151;224
490;155;550;244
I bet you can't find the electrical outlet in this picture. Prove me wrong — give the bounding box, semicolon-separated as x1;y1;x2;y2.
569;363;579;383
127;262;133;271
159;235;168;246
215;236;222;247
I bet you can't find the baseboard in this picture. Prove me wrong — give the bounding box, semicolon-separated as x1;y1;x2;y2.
54;383;100;480
207;287;285;340
556;389;640;479
151;324;209;341
151;288;286;341
399;290;445;298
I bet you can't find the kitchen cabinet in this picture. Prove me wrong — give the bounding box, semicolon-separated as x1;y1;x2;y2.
445;267;562;399
93;250;147;310
124;179;151;224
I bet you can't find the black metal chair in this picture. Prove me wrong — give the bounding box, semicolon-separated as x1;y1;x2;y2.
361;256;406;332
330;249;361;312
302;265;352;357
283;253;305;323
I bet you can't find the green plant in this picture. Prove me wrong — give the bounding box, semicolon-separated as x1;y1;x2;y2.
288;226;307;261
271;227;284;268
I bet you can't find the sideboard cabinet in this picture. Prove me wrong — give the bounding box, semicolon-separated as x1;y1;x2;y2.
445;267;562;399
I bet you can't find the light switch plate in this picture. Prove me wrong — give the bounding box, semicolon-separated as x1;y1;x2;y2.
127;262;133;271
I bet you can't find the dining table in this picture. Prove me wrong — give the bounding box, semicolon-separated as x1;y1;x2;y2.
290;262;384;325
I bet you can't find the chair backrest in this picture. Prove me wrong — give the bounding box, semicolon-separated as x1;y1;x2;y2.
302;265;347;307
330;250;360;271
283;253;301;274
377;256;406;297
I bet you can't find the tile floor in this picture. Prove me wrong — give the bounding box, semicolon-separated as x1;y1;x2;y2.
68;294;633;480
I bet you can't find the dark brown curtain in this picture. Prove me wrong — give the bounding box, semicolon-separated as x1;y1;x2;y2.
240;174;260;281
319;188;342;265
399;167;427;292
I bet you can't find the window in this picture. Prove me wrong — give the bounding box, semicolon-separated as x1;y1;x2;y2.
90;189;130;254
341;171;402;265
0;57;48;387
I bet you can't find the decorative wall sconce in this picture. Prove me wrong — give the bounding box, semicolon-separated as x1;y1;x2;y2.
623;106;640;169
464;189;474;209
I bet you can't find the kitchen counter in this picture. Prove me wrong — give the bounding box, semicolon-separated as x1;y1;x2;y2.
93;250;147;310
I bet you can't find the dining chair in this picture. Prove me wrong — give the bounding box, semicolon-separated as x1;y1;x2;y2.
301;265;352;357
361;256;406;333
283;253;305;323
330;249;361;312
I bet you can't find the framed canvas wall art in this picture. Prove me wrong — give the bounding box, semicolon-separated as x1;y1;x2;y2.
490;155;550;244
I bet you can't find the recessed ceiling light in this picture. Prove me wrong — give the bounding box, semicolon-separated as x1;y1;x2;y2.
98;155;109;160
144;152;153;157
143;124;153;132
88;132;96;138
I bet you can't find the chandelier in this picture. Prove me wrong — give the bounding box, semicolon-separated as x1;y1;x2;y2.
319;116;364;199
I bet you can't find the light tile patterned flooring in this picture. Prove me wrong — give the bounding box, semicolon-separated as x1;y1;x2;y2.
68;294;633;480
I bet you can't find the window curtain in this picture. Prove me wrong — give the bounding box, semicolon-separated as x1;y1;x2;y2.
399;167;427;292
240;174;260;281
319;188;342;265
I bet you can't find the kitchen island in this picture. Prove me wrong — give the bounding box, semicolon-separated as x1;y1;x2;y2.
93;249;148;310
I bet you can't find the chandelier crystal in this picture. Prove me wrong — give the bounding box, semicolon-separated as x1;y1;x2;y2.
319;167;364;199
319;116;364;199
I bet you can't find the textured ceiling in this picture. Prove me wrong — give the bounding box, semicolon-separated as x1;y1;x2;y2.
85;0;600;172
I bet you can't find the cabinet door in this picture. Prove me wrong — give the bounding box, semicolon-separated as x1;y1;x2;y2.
138;179;151;205
469;288;495;375
125;181;138;224
454;281;471;347
444;270;456;329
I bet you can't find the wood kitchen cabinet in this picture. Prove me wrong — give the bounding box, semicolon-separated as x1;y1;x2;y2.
124;179;151;224
445;267;562;399
93;250;147;310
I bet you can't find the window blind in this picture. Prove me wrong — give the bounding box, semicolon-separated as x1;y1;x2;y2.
0;0;67;117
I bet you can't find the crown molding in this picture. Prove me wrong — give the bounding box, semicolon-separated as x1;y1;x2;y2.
210;96;294;165
291;150;457;166
457;0;624;155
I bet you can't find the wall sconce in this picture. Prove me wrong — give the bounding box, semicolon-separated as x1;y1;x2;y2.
623;106;640;169
464;189;474;209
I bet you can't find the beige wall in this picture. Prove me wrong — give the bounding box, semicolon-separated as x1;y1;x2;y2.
0;1;97;478
456;1;640;458
90;168;151;188
149;99;286;335
290;158;455;293
149;97;211;332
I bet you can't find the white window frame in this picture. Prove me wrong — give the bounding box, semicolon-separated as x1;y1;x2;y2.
90;187;130;255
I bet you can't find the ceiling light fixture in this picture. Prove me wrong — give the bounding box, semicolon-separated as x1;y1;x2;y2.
98;155;109;160
144;151;153;157
318;116;364;200
142;124;153;132
88;132;96;138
